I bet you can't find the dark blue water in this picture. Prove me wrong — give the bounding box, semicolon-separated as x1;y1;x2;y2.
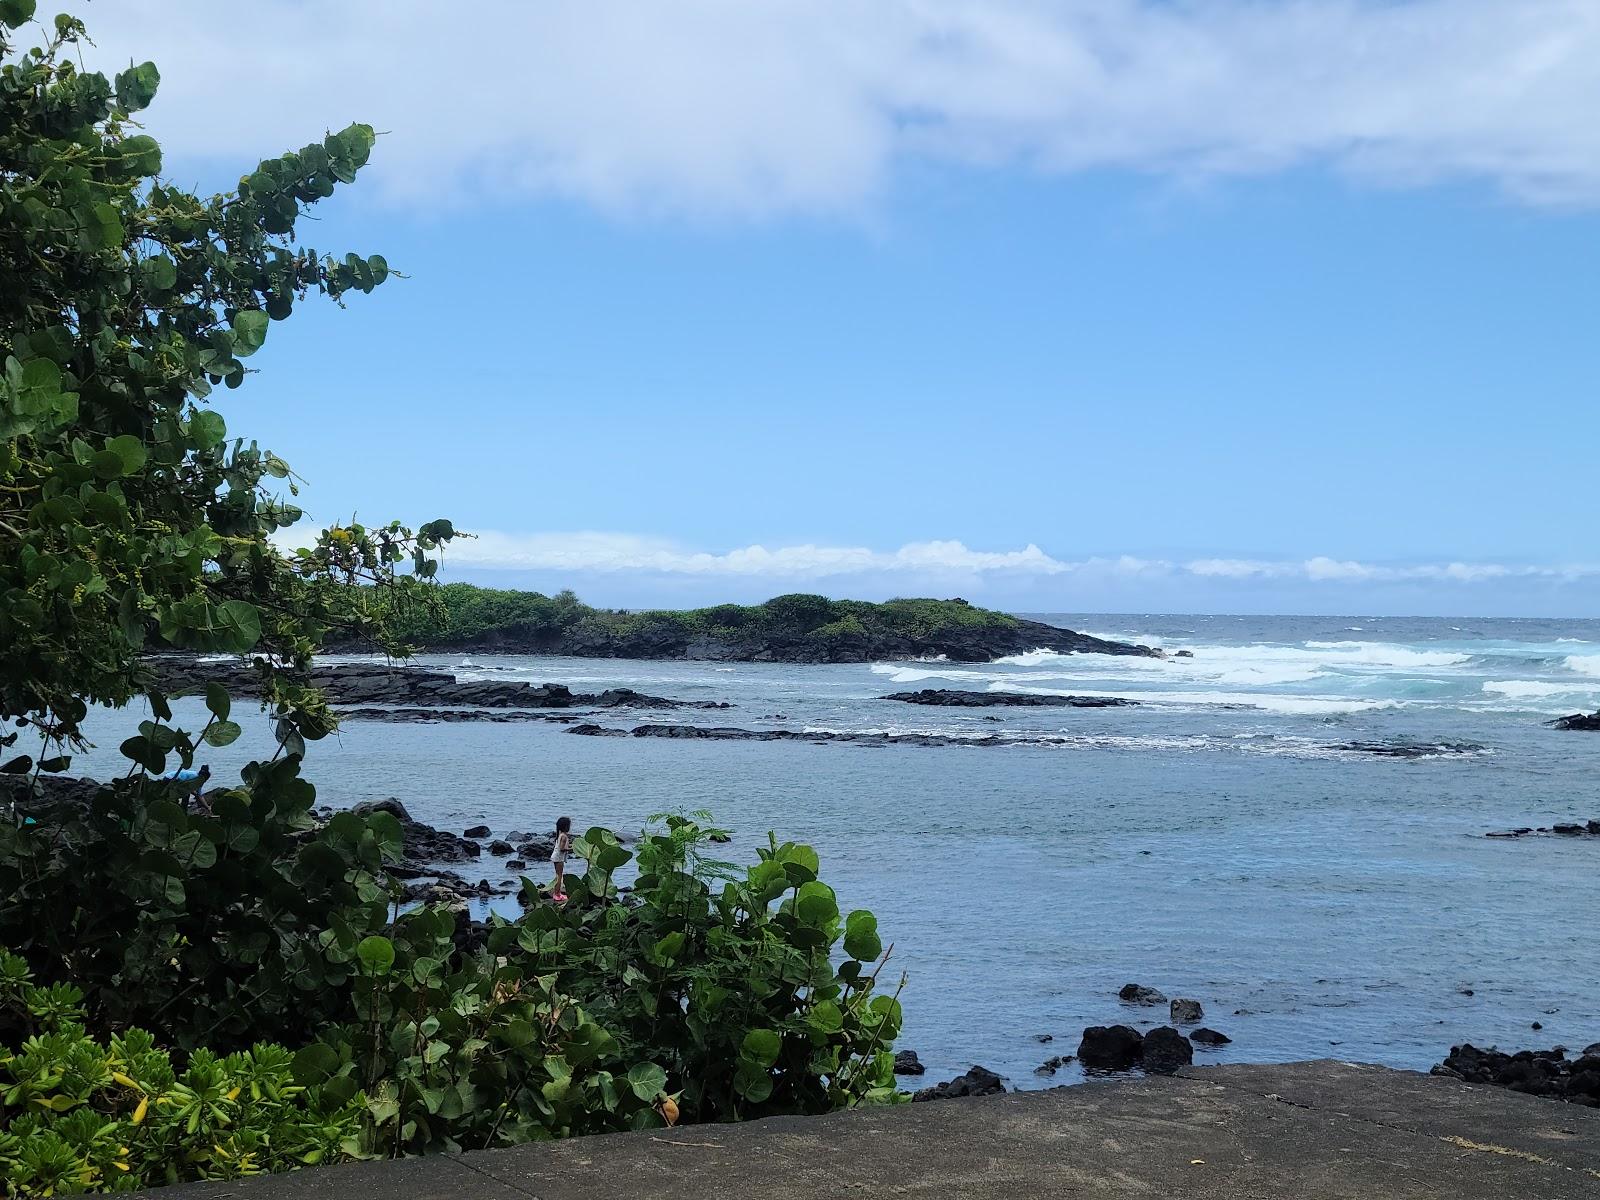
70;614;1600;1088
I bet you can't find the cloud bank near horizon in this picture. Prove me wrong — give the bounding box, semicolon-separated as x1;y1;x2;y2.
424;531;1600;589
78;0;1600;217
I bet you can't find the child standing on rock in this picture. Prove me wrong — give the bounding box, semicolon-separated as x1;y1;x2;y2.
550;816;572;902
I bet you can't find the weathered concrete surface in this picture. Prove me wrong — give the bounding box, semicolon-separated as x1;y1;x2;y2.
168;1060;1600;1199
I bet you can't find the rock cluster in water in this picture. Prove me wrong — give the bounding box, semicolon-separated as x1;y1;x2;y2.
1484;820;1600;839
149;660;728;714
569;723;1093;749
880;690;1138;708
1550;712;1600;731
911;1065;1007;1102
1433;1043;1600;1107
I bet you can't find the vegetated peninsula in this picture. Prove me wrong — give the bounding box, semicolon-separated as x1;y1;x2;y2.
375;585;1160;663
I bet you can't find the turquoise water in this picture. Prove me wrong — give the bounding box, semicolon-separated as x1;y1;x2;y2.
70;614;1600;1088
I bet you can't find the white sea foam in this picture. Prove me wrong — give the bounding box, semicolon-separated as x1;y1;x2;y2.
1563;654;1600;677
1301;641;1471;667
1482;680;1596;699
1557;637;1590;644
992;648;1074;666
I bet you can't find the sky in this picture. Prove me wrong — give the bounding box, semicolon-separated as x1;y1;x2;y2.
68;1;1600;615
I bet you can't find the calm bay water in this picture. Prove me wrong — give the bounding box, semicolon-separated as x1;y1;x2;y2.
73;614;1600;1088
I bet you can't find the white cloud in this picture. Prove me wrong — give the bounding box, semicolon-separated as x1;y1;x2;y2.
68;0;1600;217
444;532;1093;576
384;531;1600;585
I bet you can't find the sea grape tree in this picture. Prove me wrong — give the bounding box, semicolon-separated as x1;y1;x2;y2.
0;1;454;765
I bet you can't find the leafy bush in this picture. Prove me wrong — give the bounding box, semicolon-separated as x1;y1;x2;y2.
291;813;901;1155
548;814;903;1121
0;757;403;1054
0;3;455;762
299;907;666;1155
0;953;363;1194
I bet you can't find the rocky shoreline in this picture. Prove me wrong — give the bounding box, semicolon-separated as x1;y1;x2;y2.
1433;1043;1600;1107
568;723;1098;749
149;660;731;713
881;689;1138;708
378;615;1161;665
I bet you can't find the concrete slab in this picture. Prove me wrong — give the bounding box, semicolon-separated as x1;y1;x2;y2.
1182;1059;1600;1176
164;1061;1600;1200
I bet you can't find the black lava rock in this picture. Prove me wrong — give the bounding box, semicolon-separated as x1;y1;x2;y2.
1191;1028;1232;1046
893;1050;926;1076
912;1065;1006;1102
1141;1027;1194;1075
1118;984;1167;1006
488;840;515;856
1434;1043;1600;1107
1077;1025;1144;1071
463;824;491;839
1170;998;1204;1024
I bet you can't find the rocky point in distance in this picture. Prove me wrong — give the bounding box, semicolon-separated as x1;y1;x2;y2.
341;585;1160;664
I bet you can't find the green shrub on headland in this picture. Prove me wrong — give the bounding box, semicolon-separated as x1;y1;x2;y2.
379;583;1019;652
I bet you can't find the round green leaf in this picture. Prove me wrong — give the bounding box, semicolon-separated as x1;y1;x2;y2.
188;409;227;448
215;600;261;652
794;881;838;927
740;1028;781;1068
356;935;395;975
105;434;147;474
202;719;241;747
626;1062;668;1101
733;1062;773;1103
231;309;269;357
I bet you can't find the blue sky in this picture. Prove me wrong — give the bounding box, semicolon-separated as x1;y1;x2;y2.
81;1;1600;615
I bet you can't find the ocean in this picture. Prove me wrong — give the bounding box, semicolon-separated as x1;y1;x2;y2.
71;613;1600;1089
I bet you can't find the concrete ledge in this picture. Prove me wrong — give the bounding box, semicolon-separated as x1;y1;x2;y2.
168;1060;1600;1199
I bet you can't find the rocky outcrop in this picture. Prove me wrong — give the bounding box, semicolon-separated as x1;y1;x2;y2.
1433;1044;1600;1107
1551;712;1600;731
881;690;1138;708
912;1065;1006;1102
569;723;1104;750
148;660;728;713
395;615;1159;665
1191;1028;1232;1046
1484;820;1600;839
1334;740;1486;759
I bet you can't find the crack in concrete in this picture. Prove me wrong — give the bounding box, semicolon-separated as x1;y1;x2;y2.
454;1154;548;1200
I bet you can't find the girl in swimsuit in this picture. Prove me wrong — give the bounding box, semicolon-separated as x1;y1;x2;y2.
550;815;572;901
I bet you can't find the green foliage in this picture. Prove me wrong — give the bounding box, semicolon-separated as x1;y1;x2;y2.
371;584;1018;653
0;952;363;1193
0;11;907;1184
501;814;903;1123
0;761;403;1053
304;906;667;1155
287;814;901;1154
0;11;456;760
